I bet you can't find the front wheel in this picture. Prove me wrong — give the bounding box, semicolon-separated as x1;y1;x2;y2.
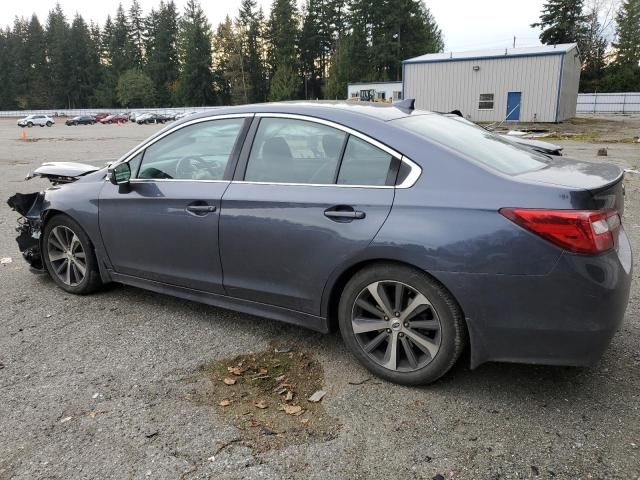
338;263;466;385
46;121;52;127
42;215;102;294
27;122;33;127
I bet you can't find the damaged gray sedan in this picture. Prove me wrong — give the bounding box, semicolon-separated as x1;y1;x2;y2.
7;102;632;385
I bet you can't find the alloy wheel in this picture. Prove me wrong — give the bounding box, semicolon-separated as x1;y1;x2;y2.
47;225;87;286
351;281;442;372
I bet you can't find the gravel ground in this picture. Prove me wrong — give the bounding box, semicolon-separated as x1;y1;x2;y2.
0;117;639;480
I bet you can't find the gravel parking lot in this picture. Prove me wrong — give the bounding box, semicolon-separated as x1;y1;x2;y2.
0;116;639;480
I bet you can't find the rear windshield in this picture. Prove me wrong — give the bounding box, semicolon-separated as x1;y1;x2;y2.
394;114;549;175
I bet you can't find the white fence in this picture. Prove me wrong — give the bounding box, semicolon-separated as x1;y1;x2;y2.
577;92;640;114
0;106;219;118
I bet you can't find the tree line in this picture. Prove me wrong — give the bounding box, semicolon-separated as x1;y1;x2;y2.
533;0;640;92
0;0;442;110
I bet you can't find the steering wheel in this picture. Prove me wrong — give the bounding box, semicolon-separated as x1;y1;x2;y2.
176;155;223;179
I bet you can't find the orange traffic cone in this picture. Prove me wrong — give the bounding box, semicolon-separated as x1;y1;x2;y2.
21;128;26;141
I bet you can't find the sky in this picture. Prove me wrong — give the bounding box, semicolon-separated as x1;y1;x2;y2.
0;0;546;52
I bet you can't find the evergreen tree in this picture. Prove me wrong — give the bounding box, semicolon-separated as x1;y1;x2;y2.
237;0;268;103
580;3;608;92
129;0;145;68
68;15;101;107
25;15;49;108
611;0;640;66
46;5;71;107
605;0;640;91
0;29;15;108
116;69;156;106
213;15;240;104
145;1;180;105
10;18;30;108
268;0;300;100
108;4;136;75
532;0;588;49
176;0;215;105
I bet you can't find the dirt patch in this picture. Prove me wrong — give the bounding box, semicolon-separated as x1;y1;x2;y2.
193;348;340;453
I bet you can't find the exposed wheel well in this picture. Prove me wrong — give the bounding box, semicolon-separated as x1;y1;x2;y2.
326;259;469;342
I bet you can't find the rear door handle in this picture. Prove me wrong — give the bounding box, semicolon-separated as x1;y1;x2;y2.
186;204;217;215
324;206;366;221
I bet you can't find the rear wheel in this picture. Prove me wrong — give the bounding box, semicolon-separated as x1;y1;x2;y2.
338;263;466;385
43;215;102;294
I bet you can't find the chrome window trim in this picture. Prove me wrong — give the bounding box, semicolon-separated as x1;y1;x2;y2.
110;111;422;188
232;181;393;189
250;113;422;189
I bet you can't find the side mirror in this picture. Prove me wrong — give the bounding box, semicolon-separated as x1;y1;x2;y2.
108;162;131;185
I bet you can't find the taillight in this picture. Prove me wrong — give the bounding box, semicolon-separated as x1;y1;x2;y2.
499;208;621;255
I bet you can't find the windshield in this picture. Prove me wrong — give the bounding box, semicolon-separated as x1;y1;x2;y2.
394;114;549;175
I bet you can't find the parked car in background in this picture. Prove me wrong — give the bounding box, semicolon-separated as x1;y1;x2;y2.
100;114;128;124
129;112;142;122
65;115;96;126
136;113;168;124
17;114;55;128
92;113;110;122
174;111;196;120
8;102;632;385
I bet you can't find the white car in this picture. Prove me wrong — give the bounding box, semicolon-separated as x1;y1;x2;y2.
17;114;55;128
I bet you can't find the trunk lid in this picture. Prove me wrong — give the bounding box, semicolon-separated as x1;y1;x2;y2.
518;157;625;214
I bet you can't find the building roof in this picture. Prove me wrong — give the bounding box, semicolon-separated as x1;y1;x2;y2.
348;81;403;86
403;43;578;65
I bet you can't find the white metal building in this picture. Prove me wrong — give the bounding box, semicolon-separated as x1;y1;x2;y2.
347;82;403;103
402;44;581;122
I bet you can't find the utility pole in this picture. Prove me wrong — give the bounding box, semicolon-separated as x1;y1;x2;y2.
513;36;516;48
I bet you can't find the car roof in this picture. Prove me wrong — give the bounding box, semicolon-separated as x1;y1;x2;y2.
185;101;417;124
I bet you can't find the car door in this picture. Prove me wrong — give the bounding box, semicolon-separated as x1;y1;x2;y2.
219;114;403;315
99;115;251;293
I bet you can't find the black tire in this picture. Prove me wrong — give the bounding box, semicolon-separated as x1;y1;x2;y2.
338;263;466;385
42;215;102;295
46;121;52;127
27;122;33;127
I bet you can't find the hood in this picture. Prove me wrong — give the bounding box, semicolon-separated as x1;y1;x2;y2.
517;157;623;191
26;161;101;184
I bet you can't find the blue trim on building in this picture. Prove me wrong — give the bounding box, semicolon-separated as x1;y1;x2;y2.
402;50;567;65
554;53;566;122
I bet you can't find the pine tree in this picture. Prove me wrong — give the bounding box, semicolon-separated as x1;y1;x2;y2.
176;0;215;106
580;3;608;92
129;0;145;68
46;5;71;107
146;1;180;106
612;0;640;66
532;0;588;49
605;0;640;91
68;15;101;107
237;0;268;103
213;15;241;104
108;4;136;76
268;0;300;100
0;29;15;108
25;15;49;108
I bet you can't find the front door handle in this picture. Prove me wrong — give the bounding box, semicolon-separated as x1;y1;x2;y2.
186;203;217;215
324;206;366;222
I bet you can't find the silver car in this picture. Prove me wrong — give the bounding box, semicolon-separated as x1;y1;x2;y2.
17;114;55;128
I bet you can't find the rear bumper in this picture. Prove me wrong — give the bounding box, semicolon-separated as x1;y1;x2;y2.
437;227;633;369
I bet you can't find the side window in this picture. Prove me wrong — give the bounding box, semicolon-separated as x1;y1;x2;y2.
337;136;393;186
244;118;346;184
136;118;245;180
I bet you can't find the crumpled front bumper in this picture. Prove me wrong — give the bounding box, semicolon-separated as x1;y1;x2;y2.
7;192;45;272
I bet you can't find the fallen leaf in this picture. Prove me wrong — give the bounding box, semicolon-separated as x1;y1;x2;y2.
223;377;236;385
219;399;231;407
308;390;326;403
227;366;244;376
281;404;304;416
254;400;268;409
259;367;268;374
284;390;294;402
